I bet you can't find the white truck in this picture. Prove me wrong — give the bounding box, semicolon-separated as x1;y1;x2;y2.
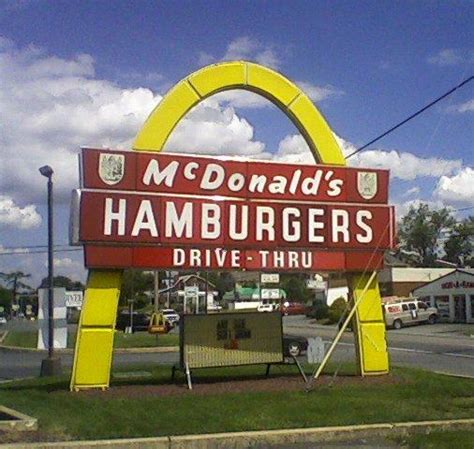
383;298;438;330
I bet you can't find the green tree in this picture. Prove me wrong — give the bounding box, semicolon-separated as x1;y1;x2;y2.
119;270;155;308
398;204;456;267
0;271;32;312
0;285;13;314
215;272;235;300
444;216;473;267
39;275;85;290
281;276;311;302
328;297;347;324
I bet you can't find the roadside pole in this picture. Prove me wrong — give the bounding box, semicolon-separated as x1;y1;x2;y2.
154;271;159;313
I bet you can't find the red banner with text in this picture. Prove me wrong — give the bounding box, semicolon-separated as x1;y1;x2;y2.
72;148;396;271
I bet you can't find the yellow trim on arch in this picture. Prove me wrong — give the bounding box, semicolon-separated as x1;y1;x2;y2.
133;61;345;166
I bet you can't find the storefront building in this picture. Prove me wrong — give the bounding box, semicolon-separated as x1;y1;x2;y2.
412;269;474;323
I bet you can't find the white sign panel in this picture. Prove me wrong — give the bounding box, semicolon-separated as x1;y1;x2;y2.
307;337;325;364
306;280;328;290
261;288;281;299
261;273;280;284
184;286;199;297
37;288;68;349
65;291;83;308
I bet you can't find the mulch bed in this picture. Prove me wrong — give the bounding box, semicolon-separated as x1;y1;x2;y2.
79;372;402;398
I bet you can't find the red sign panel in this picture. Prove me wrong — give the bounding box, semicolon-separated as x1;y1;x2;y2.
73;148;395;271
78;191;394;250
81;148;389;204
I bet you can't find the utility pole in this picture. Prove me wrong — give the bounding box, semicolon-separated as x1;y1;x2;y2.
39;165;61;377
154;271;159;313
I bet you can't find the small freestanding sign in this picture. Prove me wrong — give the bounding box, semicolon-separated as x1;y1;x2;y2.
37;288;68;350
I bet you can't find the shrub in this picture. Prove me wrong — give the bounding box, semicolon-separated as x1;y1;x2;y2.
308;299;329;319
328;297;348;324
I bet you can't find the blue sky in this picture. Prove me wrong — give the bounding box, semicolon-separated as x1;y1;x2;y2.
0;0;472;285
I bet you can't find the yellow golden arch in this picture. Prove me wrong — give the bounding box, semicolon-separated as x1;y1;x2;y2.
70;61;388;391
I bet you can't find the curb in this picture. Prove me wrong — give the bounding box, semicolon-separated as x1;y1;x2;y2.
0;345;178;354
287;322;473;340
1;418;474;449
434;371;474;380
0;405;37;432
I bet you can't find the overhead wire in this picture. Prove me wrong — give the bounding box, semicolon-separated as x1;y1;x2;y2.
0;248;82;256
345;75;473;160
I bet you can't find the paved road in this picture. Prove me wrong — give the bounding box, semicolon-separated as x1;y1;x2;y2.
283;315;474;378
1;316;473;381
0;347;179;382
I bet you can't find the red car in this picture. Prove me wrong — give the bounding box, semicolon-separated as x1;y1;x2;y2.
281;302;309;316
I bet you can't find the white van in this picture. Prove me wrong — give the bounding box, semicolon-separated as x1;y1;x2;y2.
383;299;438;330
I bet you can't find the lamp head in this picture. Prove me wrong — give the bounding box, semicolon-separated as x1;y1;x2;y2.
39;165;54;178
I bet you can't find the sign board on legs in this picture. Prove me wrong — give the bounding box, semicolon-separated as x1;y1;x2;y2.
180;312;283;369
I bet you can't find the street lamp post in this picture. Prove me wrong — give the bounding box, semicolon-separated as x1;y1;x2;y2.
39;165;62;377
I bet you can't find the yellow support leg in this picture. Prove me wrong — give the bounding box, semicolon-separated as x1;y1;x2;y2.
70;270;123;391
350;272;389;376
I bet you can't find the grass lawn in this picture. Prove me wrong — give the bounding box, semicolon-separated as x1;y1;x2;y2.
0;364;473;442
2;330;179;349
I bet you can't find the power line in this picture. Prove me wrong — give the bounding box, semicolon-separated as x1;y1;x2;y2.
455;206;474;212
0;248;82;256
0;244;73;251
345;75;474;160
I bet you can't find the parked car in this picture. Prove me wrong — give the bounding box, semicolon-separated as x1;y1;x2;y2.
283;335;308;357
162;309;180;326
0;315;7;325
257;303;279;312
207;304;223;312
281;302;309;316
115;311;150;332
384;299;438;330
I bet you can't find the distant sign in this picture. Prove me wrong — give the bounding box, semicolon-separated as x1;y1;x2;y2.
261;273;279;284
180;312;283;369
306;280;327;290
261;288;281;300
184;286;199;297
65;291;83;308
307;337;325;364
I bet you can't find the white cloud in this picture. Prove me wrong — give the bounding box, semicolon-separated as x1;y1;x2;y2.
434;167;474;204
427;49;466;66
334;135;463;181
0;41;161;204
164;97;269;158
0;195;41;229
402;187;420;197
1;39;270;206
273;133;463;182
222;36;281;69
449;99;474;113
296;81;343;103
